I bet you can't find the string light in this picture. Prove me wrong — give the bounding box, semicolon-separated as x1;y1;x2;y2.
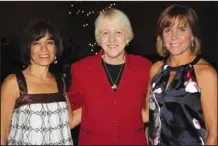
68;2;117;54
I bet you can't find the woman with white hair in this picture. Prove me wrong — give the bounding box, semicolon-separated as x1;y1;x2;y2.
68;8;152;145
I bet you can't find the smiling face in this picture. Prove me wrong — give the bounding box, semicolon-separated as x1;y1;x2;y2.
162;19;194;56
156;5;201;57
30;33;56;66
97;17;129;60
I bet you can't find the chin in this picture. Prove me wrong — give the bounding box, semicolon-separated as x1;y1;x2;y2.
31;59;53;66
39;64;51;66
170;52;186;56
108;51;124;57
38;61;53;66
108;54;122;59
169;46;190;55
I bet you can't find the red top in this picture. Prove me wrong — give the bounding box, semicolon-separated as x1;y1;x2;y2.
68;53;152;145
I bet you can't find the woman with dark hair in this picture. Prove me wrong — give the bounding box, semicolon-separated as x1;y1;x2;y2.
1;19;74;145
142;5;217;145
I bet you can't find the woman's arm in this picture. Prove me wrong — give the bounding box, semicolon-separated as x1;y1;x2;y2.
142;61;162;142
1;74;19;145
198;65;217;145
64;92;82;129
71;107;82;128
62;77;82;129
142;61;162;123
142;84;151;124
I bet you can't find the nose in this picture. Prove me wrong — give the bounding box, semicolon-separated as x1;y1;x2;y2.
41;43;48;51
109;33;115;42
171;30;178;40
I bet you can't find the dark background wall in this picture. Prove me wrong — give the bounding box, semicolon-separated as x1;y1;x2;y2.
1;1;217;81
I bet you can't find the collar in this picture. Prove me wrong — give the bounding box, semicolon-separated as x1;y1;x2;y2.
97;49;129;65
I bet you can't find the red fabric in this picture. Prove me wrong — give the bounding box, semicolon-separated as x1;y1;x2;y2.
68;53;152;145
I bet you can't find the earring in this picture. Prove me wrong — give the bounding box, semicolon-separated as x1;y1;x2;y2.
191;40;194;48
54;56;58;64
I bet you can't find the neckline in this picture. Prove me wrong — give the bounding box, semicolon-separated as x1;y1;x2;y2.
18;71;62;95
102;58;125;66
98;52;129;93
27;92;60;96
164;55;200;71
101;58;125;92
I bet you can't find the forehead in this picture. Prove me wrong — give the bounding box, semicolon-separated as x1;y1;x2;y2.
99;17;125;31
163;16;189;28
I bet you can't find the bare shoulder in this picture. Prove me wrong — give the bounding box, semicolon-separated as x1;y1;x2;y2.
1;74;19;98
150;60;163;78
1;74;17;88
194;58;217;83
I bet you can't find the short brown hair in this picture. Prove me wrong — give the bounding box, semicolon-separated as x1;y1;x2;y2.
156;5;201;57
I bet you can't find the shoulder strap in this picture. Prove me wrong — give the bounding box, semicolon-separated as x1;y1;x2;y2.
15;71;28;96
190;55;201;66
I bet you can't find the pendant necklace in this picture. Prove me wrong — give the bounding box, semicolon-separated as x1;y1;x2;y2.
102;59;124;91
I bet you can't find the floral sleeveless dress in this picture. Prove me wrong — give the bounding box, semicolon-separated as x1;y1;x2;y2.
148;56;207;145
7;71;73;145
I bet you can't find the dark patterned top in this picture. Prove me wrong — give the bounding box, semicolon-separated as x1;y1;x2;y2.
7;71;73;145
148;56;207;145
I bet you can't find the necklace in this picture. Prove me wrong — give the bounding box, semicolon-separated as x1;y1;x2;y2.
102;59;124;91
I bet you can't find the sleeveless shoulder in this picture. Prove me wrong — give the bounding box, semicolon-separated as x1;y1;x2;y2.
15;71;28;96
1;74;19;99
2;74;17;87
194;58;217;86
150;60;164;79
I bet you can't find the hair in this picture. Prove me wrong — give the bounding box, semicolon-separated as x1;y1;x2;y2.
156;5;201;57
94;8;134;43
20;19;63;65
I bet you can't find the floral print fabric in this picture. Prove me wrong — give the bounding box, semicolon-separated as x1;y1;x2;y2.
148;56;207;145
